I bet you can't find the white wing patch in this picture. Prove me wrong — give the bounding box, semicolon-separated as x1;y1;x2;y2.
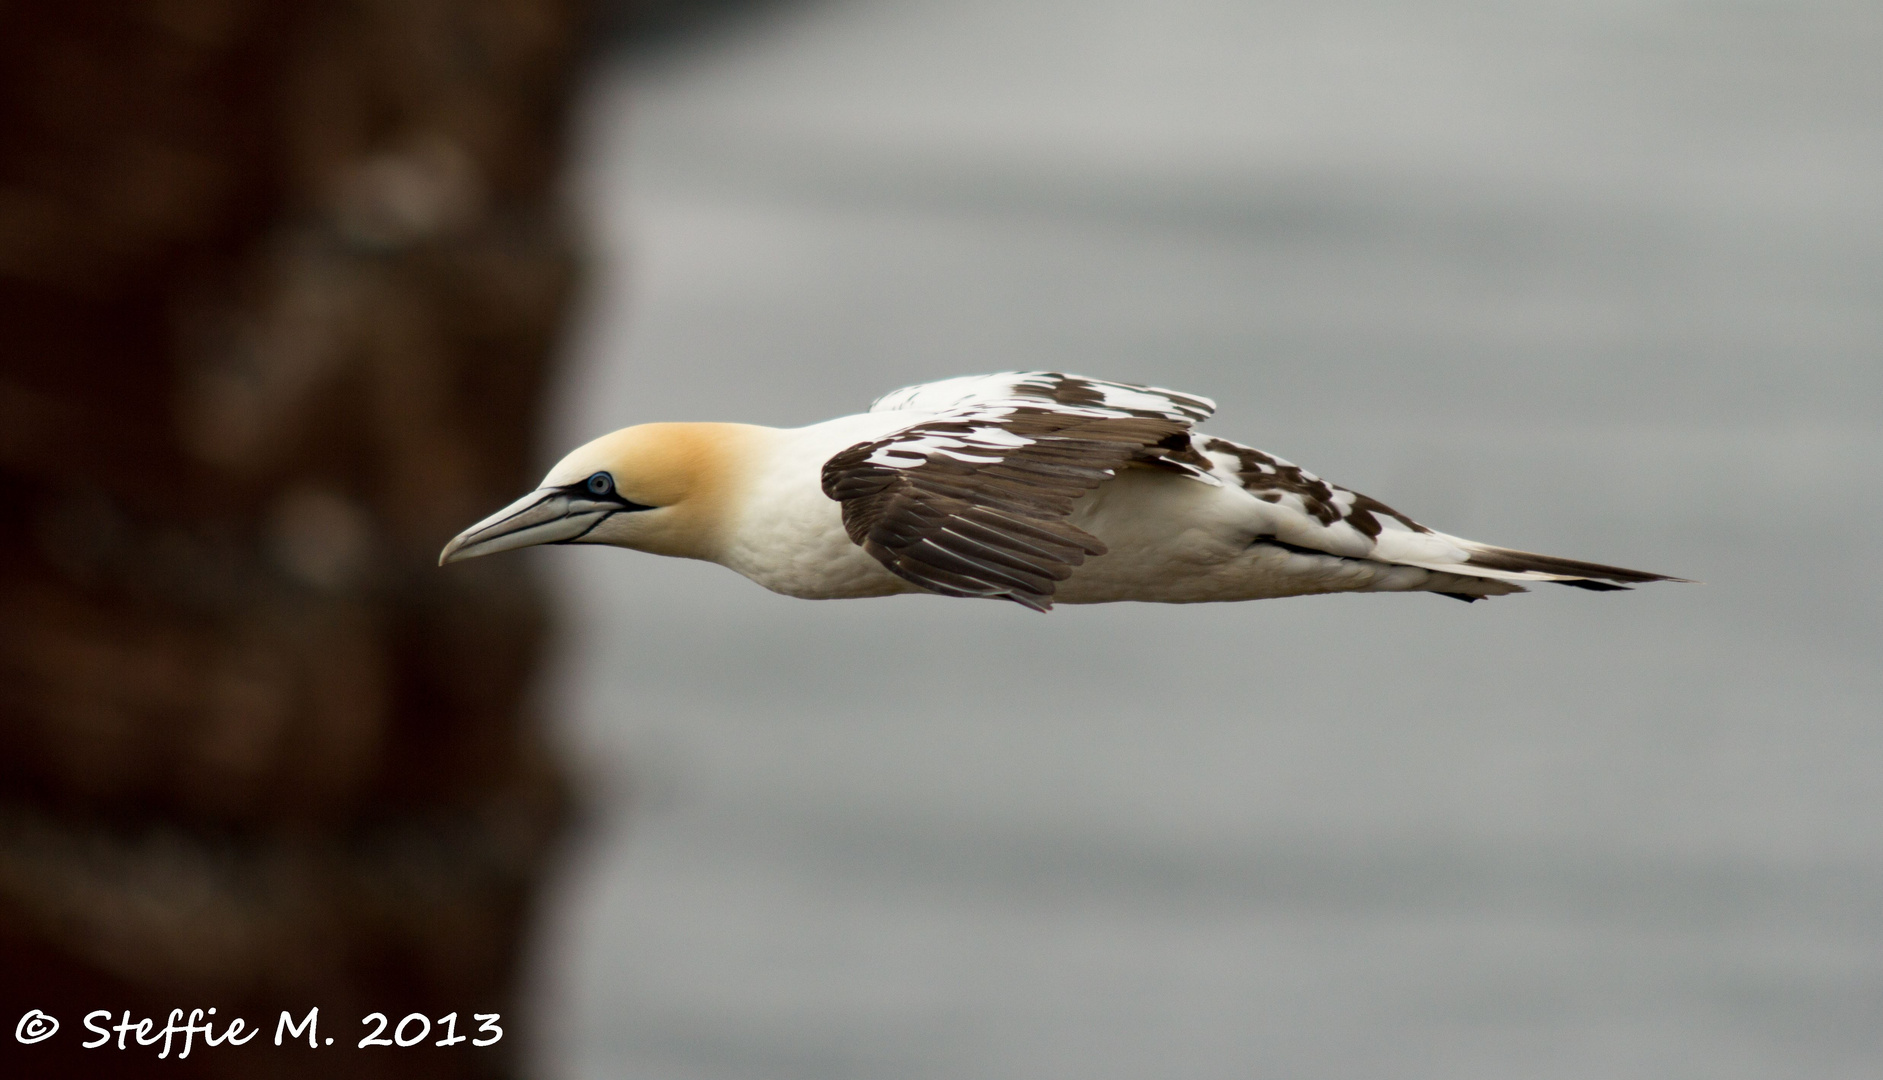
870;371;1216;426
863;423;1035;468
864;370;1223;488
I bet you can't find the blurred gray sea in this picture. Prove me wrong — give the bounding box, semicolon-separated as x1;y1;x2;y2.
526;1;1883;1077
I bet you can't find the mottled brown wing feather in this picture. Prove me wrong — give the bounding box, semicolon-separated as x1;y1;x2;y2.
1199;435;1431;538
823;410;1193;610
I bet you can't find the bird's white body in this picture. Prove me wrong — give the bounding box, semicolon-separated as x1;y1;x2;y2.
712;414;1516;605
440;372;1677;609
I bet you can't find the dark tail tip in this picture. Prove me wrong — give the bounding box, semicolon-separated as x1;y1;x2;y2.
1465;545;1686;586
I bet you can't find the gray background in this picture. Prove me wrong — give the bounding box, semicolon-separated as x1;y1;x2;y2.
525;1;1882;1076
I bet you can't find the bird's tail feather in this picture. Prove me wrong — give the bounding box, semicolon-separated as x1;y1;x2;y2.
1404;540;1689;592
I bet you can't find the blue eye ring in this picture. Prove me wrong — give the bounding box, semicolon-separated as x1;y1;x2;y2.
586;472;614;496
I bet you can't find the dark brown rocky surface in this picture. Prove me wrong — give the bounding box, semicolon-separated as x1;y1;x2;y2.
1;2;586;1075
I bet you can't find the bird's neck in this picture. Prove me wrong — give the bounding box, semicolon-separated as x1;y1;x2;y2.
628;422;776;562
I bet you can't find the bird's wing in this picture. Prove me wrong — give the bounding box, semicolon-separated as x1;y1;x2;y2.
1193;434;1435;556
824;372;1218;610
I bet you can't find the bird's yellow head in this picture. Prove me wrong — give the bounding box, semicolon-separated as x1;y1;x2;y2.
439;422;760;566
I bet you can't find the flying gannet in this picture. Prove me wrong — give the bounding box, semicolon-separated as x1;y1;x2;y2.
439;372;1681;610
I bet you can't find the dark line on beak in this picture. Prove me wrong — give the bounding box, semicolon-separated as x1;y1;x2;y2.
553;510;618;545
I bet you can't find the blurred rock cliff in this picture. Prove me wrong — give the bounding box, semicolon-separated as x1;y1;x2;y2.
0;1;588;1075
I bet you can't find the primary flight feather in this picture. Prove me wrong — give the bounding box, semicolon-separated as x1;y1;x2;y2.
439;372;1683;609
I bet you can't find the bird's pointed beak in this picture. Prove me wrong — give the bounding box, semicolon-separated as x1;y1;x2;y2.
439;487;611;565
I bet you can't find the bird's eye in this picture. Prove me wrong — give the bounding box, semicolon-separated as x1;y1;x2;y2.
586;472;614;496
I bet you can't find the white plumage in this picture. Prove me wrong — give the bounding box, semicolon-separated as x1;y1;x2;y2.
440;372;1681;610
